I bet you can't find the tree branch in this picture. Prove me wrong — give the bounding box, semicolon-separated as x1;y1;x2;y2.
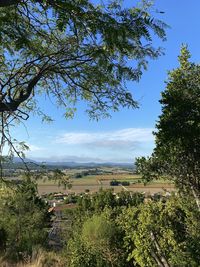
191;185;200;212
0;72;43;112
150;231;171;267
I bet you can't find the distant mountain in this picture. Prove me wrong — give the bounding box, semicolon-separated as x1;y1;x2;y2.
8;158;133;169
40;161;133;168
13;157;37;164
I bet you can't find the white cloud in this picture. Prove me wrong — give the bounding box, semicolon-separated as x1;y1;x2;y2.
27;144;43;152
55;128;154;149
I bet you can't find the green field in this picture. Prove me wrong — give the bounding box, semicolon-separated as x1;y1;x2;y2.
37;168;174;195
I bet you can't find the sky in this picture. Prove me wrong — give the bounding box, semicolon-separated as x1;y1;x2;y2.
11;0;200;163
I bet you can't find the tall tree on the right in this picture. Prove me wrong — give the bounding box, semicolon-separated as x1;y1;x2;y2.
136;46;200;210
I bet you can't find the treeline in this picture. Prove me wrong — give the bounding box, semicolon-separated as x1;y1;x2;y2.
110;179;130;186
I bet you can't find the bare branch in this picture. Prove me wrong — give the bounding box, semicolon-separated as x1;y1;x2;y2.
150;231;171;267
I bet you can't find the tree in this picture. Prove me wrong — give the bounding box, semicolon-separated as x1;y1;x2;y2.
67;209;126;267
0;0;167;160
118;195;200;267
0;1;165;116
117;190;144;207
0;0;167;117
82;211;123;267
136;46;200;210
0;176;50;260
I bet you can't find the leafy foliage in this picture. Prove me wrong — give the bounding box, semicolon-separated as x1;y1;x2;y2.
0;0;167;119
77;188;144;213
66;208;129;267
0;177;50;260
0;0;167;178
64;189;145;267
118;194;200;267
136;46;200;206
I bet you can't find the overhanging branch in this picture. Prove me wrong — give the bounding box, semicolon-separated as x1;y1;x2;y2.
0;71;43;113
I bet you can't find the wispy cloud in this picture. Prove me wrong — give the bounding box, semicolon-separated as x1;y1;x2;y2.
26;129;155;163
27;144;43;152
55;128;154;150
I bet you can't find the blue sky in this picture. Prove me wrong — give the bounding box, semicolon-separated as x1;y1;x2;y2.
12;0;200;163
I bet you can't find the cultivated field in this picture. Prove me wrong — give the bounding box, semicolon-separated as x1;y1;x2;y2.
37;167;175;195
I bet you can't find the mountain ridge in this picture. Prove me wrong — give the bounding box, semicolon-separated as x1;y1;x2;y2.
11;157;133;168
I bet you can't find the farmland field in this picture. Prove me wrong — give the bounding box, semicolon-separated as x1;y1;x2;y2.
36;167;175;195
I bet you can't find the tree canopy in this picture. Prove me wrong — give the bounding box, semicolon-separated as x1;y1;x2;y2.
0;177;50;260
0;0;167;121
118;194;200;267
136;46;200;209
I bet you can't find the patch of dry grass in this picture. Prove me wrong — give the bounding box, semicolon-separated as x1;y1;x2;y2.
0;250;65;267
